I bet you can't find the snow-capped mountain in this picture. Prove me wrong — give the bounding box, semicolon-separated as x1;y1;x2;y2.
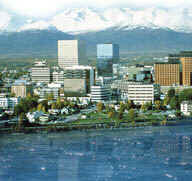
17;8;192;34
1;7;192;58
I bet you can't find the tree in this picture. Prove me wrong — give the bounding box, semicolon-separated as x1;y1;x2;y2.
14;104;24;116
37;104;43;111
163;96;170;107
105;104;110;113
42;106;46;113
97;102;104;112
10;92;16;97
170;97;179;110
176;110;181;117
141;103;147;112
119;103;126;112
108;111;115;120
46;93;54;101
118;110;124;120
56;98;62;109
128;109;136;122
51;103;57;110
39;100;48;111
18;112;25;129
167;88;175;98
76;97;80;104
27;92;32;98
126;100;134;110
179;88;192;102
155;100;161;110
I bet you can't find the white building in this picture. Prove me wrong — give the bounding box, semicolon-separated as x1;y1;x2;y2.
58;40;87;68
91;85;111;102
40;87;60;99
0;97;20;110
113;80;160;104
52;70;64;83
48;83;62;89
26;111;44;123
31;60;51;83
181;101;192;116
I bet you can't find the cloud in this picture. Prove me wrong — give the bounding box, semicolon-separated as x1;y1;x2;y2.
0;11;11;30
19;20;51;31
1;0;192;17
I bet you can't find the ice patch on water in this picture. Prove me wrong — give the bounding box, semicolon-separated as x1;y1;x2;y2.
165;173;173;178
41;167;46;171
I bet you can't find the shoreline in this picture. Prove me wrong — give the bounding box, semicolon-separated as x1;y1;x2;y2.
0;119;191;135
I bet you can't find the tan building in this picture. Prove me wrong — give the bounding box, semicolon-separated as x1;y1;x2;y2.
180;56;192;86
63;66;95;94
11;84;32;98
154;63;180;86
58;40;87;68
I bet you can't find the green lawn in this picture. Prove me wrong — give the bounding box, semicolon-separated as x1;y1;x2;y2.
73;112;111;124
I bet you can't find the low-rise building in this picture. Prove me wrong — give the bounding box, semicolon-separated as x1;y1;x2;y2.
40;87;60;99
113;80;160;104
11;81;32;98
181;101;192;116
113;64;153;81
0;97;20;110
91;85;111;102
26;111;44;123
52;70;64;84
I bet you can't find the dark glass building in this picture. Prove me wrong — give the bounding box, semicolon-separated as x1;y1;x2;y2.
97;43;119;76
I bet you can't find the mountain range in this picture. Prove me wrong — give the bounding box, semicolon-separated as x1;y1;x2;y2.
1;8;192;58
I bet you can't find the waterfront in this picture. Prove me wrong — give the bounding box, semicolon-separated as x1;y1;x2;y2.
1;126;192;180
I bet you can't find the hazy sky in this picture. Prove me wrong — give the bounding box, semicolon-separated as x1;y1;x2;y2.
0;0;192;17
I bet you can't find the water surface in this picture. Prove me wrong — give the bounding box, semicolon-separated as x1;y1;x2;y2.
1;126;192;181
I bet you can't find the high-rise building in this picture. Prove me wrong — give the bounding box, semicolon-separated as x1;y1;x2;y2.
62;66;95;94
180;51;192;86
58;40;87;68
31;60;51;83
154;63;180;86
97;43;119;76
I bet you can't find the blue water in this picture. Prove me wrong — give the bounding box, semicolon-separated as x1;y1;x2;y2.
1;126;192;181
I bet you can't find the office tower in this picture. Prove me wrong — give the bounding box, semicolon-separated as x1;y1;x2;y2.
180;51;192;86
31;60;51;83
97;43;119;76
58;40;87;68
62;66;95;94
154;63;180;86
